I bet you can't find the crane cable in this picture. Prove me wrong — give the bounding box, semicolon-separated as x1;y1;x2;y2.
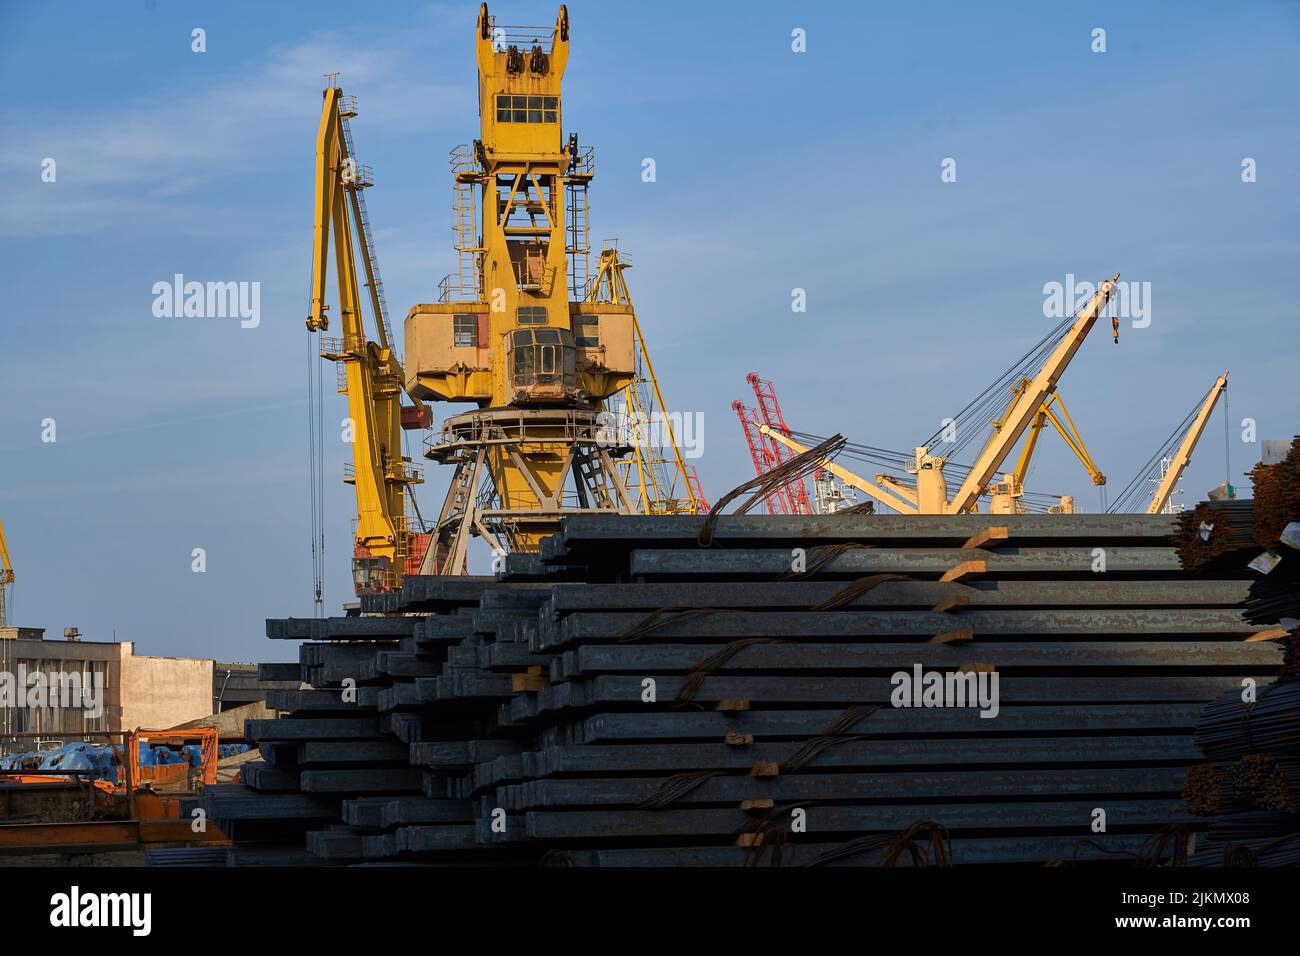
1106;398;1203;514
306;322;326;616
921;304;1084;459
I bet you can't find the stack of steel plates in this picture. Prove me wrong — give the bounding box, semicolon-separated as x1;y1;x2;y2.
199;513;1282;867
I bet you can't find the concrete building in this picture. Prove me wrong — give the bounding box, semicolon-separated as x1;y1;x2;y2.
0;628;215;755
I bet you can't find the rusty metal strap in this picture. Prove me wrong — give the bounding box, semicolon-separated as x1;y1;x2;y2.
780;704;879;773
744;821;797;867
803;820;952;868
616;606;721;644
675;638;782;707
697;434;847;547
773;541;874;582
811;573;912;611
635;770;724;810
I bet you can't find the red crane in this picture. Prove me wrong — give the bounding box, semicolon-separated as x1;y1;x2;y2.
732;374;814;515
683;465;711;513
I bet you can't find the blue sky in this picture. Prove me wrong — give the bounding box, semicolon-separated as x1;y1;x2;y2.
1;0;1297;661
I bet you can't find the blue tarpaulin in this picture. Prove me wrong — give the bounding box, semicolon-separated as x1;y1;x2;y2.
0;741;251;781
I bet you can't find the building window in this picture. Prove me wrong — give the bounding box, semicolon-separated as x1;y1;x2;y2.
453;314;479;348
517;306;548;325
495;94;558;124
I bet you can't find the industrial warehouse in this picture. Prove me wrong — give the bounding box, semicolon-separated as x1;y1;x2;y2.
1;0;1297;937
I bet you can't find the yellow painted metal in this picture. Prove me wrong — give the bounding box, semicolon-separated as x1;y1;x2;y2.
1146;372;1229;514
0;512;13;628
759;274;1120;515
307;84;423;582
589;248;702;515
759;426;919;515
946;275;1119;513
402;4;649;556
990;378;1106;510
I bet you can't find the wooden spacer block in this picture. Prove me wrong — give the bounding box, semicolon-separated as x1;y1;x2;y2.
511;673;549;692
735;833;764;847
1245;628;1292;643
724;731;754;746
962;526;1009;551
715;698;750;713
741;799;775;811
928;628;973;644
940;560;987;583
931;593;971;614
957;663;996;674
749;761;780;778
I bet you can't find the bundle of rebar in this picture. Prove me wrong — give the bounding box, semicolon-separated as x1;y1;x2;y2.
1173;500;1257;572
1183;763;1242;816
1194;681;1300;761
1245;571;1300;626
1250;436;1300;548
1278;632;1300;683
1234;754;1300;812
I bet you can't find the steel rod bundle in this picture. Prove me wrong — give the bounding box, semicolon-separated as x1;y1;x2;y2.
1250;437;1300;548
1173;500;1258;572
1183;763;1243;816
1234;754;1300;812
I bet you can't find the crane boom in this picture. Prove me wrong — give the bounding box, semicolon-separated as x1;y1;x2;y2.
946;274;1119;513
1146;372;1229;514
307;83;426;593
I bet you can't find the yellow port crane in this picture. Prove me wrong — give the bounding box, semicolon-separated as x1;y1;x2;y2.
0;513;13;628
402;3;682;572
307;80;430;596
762;275;1121;514
1107;372;1230;515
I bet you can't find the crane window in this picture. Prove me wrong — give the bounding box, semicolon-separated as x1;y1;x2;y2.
495;95;558;124
509;327;577;390
453;314;479;348
573;314;599;348
517;306;548;325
